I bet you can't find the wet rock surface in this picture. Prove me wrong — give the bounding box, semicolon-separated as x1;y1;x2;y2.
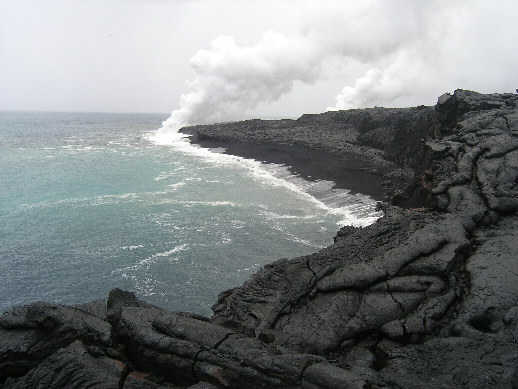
2;90;518;388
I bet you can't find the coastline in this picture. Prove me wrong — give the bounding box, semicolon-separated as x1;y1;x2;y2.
2;90;518;389
189;136;386;201
179;104;441;207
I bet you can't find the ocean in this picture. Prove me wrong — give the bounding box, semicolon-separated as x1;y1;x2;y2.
0;111;380;315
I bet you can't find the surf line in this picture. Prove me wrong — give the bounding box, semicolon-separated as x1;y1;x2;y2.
146;125;381;227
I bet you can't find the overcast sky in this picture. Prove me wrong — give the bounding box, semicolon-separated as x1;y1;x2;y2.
1;1;517;122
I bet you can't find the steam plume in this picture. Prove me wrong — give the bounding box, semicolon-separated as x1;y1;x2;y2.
159;1;518;135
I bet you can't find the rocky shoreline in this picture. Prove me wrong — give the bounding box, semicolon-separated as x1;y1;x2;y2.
181;103;441;204
2;90;518;388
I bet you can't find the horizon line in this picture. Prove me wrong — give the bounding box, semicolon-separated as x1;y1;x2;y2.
0;109;171;116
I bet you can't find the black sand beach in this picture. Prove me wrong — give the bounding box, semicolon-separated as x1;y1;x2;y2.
191;136;386;200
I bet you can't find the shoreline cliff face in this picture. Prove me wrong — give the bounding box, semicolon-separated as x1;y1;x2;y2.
2;90;518;388
182;104;441;205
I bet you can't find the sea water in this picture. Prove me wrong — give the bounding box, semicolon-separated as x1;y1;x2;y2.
0;111;381;315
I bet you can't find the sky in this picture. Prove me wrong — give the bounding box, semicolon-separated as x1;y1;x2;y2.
1;0;517;124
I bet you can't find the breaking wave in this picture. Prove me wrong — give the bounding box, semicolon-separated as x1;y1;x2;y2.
148;125;381;227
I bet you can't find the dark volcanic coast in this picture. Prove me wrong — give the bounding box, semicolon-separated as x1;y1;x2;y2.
182;104;441;203
2;90;518;388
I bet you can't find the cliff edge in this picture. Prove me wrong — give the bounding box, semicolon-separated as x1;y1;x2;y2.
2;90;518;388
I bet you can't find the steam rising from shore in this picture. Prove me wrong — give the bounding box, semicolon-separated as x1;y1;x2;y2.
160;31;320;132
159;1;516;135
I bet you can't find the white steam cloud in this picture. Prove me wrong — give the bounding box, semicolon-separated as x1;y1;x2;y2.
161;31;321;130
159;0;518;135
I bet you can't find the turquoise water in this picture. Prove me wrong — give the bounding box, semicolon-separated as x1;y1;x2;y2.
0;112;380;315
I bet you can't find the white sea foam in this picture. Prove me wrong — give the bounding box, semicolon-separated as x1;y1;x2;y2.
285;233;325;249
61;144;105;152
236;263;261;273
220;236;232;245
130;276;165;297
117;244;189;275
115;243;190;296
154;199;237;208
147;125;382;227
116;245;187;296
271;223;325;249
154;168;189;182
147;245;189;259
154;172;174;181
18;191;155;210
121;244;145;251
166;182;186;190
